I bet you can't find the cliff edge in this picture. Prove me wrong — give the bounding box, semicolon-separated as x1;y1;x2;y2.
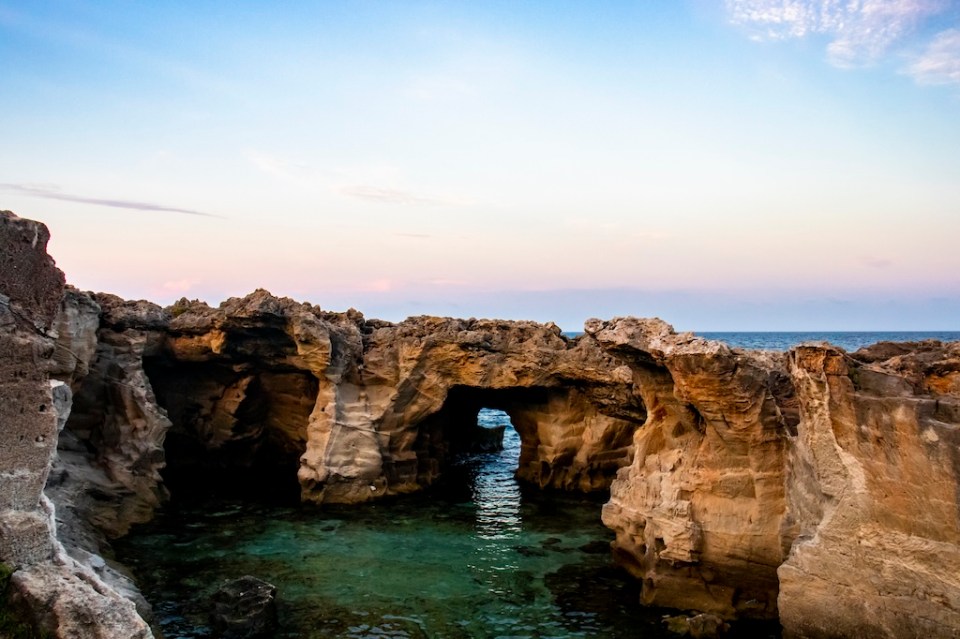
0;211;153;639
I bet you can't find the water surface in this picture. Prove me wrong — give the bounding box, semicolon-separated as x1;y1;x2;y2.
116;410;777;638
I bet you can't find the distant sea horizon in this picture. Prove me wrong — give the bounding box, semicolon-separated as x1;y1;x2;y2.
562;331;960;352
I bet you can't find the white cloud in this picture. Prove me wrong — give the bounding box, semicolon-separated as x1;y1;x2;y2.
908;28;960;84
726;0;947;67
245;152;476;206
338;185;474;207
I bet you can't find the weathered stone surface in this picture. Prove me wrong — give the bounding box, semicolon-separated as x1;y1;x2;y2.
6;209;960;639
147;291;645;504
0;210;65;329
587;317;796;620
50;287;101;389
1;211;65;559
10;562;152;639
778;343;960;639
51;291;171;539
0;210;154;638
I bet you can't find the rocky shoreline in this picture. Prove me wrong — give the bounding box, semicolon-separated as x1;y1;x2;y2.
1;209;958;638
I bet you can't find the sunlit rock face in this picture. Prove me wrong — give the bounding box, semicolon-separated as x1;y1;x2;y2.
779;343;960;639
145;292;645;504
587;317;960;636
587;317;797;620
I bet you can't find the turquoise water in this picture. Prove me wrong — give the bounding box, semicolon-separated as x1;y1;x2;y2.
116;410;777;638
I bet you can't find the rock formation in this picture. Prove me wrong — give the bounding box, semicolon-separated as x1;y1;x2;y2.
2;208;960;638
778;343;960;639
587;317;796;620
145;292;645;503
588;317;960;638
0;210;153;638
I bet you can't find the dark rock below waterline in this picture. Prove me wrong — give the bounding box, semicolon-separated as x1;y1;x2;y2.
209;576;278;639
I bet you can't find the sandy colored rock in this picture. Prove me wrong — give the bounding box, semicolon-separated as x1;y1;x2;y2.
10;562;152;639
778;343;960;639
587;317;796;619
148;293;644;503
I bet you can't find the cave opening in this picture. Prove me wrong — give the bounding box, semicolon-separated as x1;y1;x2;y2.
143;358;315;505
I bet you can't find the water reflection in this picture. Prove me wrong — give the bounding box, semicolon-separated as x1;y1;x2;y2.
468;409;523;541
116;407;738;638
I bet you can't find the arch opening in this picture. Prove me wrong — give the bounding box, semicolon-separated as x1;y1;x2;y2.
405;384;639;499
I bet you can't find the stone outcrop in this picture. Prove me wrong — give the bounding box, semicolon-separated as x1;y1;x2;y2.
50;290;171;541
588;317;796;620
145;292;645;503
4;209;960;639
0;211;65;568
588;317;960;638
0;210;153;638
209;575;278;639
778;343;960;639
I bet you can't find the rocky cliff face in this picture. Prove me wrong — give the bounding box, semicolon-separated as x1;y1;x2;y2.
0;211;153;639
587;318;960;638
779;343;960;639
587;317;796;620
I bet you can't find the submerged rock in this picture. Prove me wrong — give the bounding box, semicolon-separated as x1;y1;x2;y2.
664;612;730;638
209;576;278;639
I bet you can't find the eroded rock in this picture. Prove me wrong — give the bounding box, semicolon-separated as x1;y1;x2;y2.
0;210;154;638
778;343;960;639
145;295;645;504
588;317;795;619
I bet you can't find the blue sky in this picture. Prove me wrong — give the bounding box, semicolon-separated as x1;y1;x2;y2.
1;1;959;330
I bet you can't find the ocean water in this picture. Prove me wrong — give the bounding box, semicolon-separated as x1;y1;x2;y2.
116;410;778;639
698;331;960;352
563;331;960;352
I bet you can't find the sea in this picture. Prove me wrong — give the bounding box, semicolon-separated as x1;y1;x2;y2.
114;332;958;639
562;331;960;352
697;331;960;351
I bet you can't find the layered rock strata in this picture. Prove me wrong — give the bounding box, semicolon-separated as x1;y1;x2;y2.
147;293;645;503
588;318;960;638
778;343;960;639
0;211;153;638
588;317;796;620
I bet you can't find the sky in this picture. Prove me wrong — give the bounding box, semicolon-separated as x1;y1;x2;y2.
1;0;959;331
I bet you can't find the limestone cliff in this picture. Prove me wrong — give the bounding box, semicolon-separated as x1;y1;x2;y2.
778;343;960;639
0;211;153;639
588;317;960;638
587;317;796;620
146;291;645;504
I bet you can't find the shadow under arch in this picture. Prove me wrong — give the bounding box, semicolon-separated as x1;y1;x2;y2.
408;384;639;497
